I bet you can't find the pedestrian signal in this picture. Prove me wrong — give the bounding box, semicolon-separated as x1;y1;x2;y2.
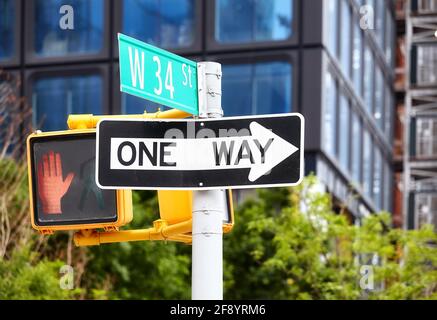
27;130;132;233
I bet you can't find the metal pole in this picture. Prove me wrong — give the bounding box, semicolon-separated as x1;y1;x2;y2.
192;62;224;300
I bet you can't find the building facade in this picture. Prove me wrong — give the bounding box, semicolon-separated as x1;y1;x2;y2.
0;0;396;221
394;0;437;230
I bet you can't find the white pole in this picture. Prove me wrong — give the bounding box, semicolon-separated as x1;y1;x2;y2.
192;62;224;300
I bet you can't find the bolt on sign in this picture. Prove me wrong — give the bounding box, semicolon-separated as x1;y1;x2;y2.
118;33;199;115
96;114;304;190
27;130;132;233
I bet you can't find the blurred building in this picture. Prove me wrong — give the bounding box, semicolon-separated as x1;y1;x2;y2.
395;0;437;230
0;0;397;222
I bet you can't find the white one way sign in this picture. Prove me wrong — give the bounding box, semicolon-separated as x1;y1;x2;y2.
110;122;298;182
96;114;305;190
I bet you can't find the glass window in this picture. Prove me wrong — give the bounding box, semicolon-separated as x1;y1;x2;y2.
32;74;103;131
222;61;292;116
375;0;385;49
363;129;372;198
352;20;363;95
385;9;394;66
366;0;375;29
323;72;337;157
34;0;104;57
327;0;339;57
383;161;392;212
123;0;195;49
121;93;166;114
351;111;362;185
415;194;437;231
0;72;20;154
374;67;383;129
363;45;374;115
416;45;437;86
215;0;292;44
416;118;437;158
0;0;14;60
339;94;350;171
340;0;351;77
373;148;382;211
384;84;393;141
417;0;437;13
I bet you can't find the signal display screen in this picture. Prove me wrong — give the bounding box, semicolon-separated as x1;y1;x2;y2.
30;133;117;226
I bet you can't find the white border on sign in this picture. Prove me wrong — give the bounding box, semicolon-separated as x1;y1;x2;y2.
95;113;305;191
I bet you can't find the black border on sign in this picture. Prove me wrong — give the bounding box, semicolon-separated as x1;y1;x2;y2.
29;132;118;226
96;113;305;190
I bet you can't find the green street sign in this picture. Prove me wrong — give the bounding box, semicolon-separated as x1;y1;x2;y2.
118;33;199;115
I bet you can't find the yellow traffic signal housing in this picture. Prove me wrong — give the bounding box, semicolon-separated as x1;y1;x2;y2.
27;129;133;234
158;190;234;233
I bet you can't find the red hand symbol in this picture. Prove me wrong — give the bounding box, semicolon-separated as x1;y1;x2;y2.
37;151;74;214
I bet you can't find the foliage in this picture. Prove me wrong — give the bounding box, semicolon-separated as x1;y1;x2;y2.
224;176;437;300
1;150;436;299
0;69;79;299
0;246;81;299
0;158;80;299
81;191;191;299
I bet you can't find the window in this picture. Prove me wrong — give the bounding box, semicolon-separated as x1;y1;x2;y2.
416;45;437;86
372;148;382;211
374;67;383;129
0;72;20;154
121;93;165;114
385;9;394;66
351;111;362;185
323;72;337;157
383;162;392;212
215;0;293;44
363;129;372;198
327;0;339;57
375;0;385;50
32;74;103;131
339;94;350;171
415;194;437;231
363;45;374;115
365;0;375;27
417;0;437;13
340;0;351;77
384;85;393;141
352;20;363;95
123;0;195;49
416;118;437;158
34;0;104;57
222;61;292;116
0;0;14;60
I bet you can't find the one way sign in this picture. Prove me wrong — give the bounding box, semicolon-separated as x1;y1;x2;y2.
96;114;304;190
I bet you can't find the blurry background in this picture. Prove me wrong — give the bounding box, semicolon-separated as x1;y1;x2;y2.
0;0;436;300
1;0;404;227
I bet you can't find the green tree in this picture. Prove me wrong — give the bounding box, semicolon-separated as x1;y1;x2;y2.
0;246;81;299
224;176;437;300
0;159;80;299
81;191;191;299
2;149;435;299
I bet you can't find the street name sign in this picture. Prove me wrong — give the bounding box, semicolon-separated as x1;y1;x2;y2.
118;33;199;115
96;114;304;190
